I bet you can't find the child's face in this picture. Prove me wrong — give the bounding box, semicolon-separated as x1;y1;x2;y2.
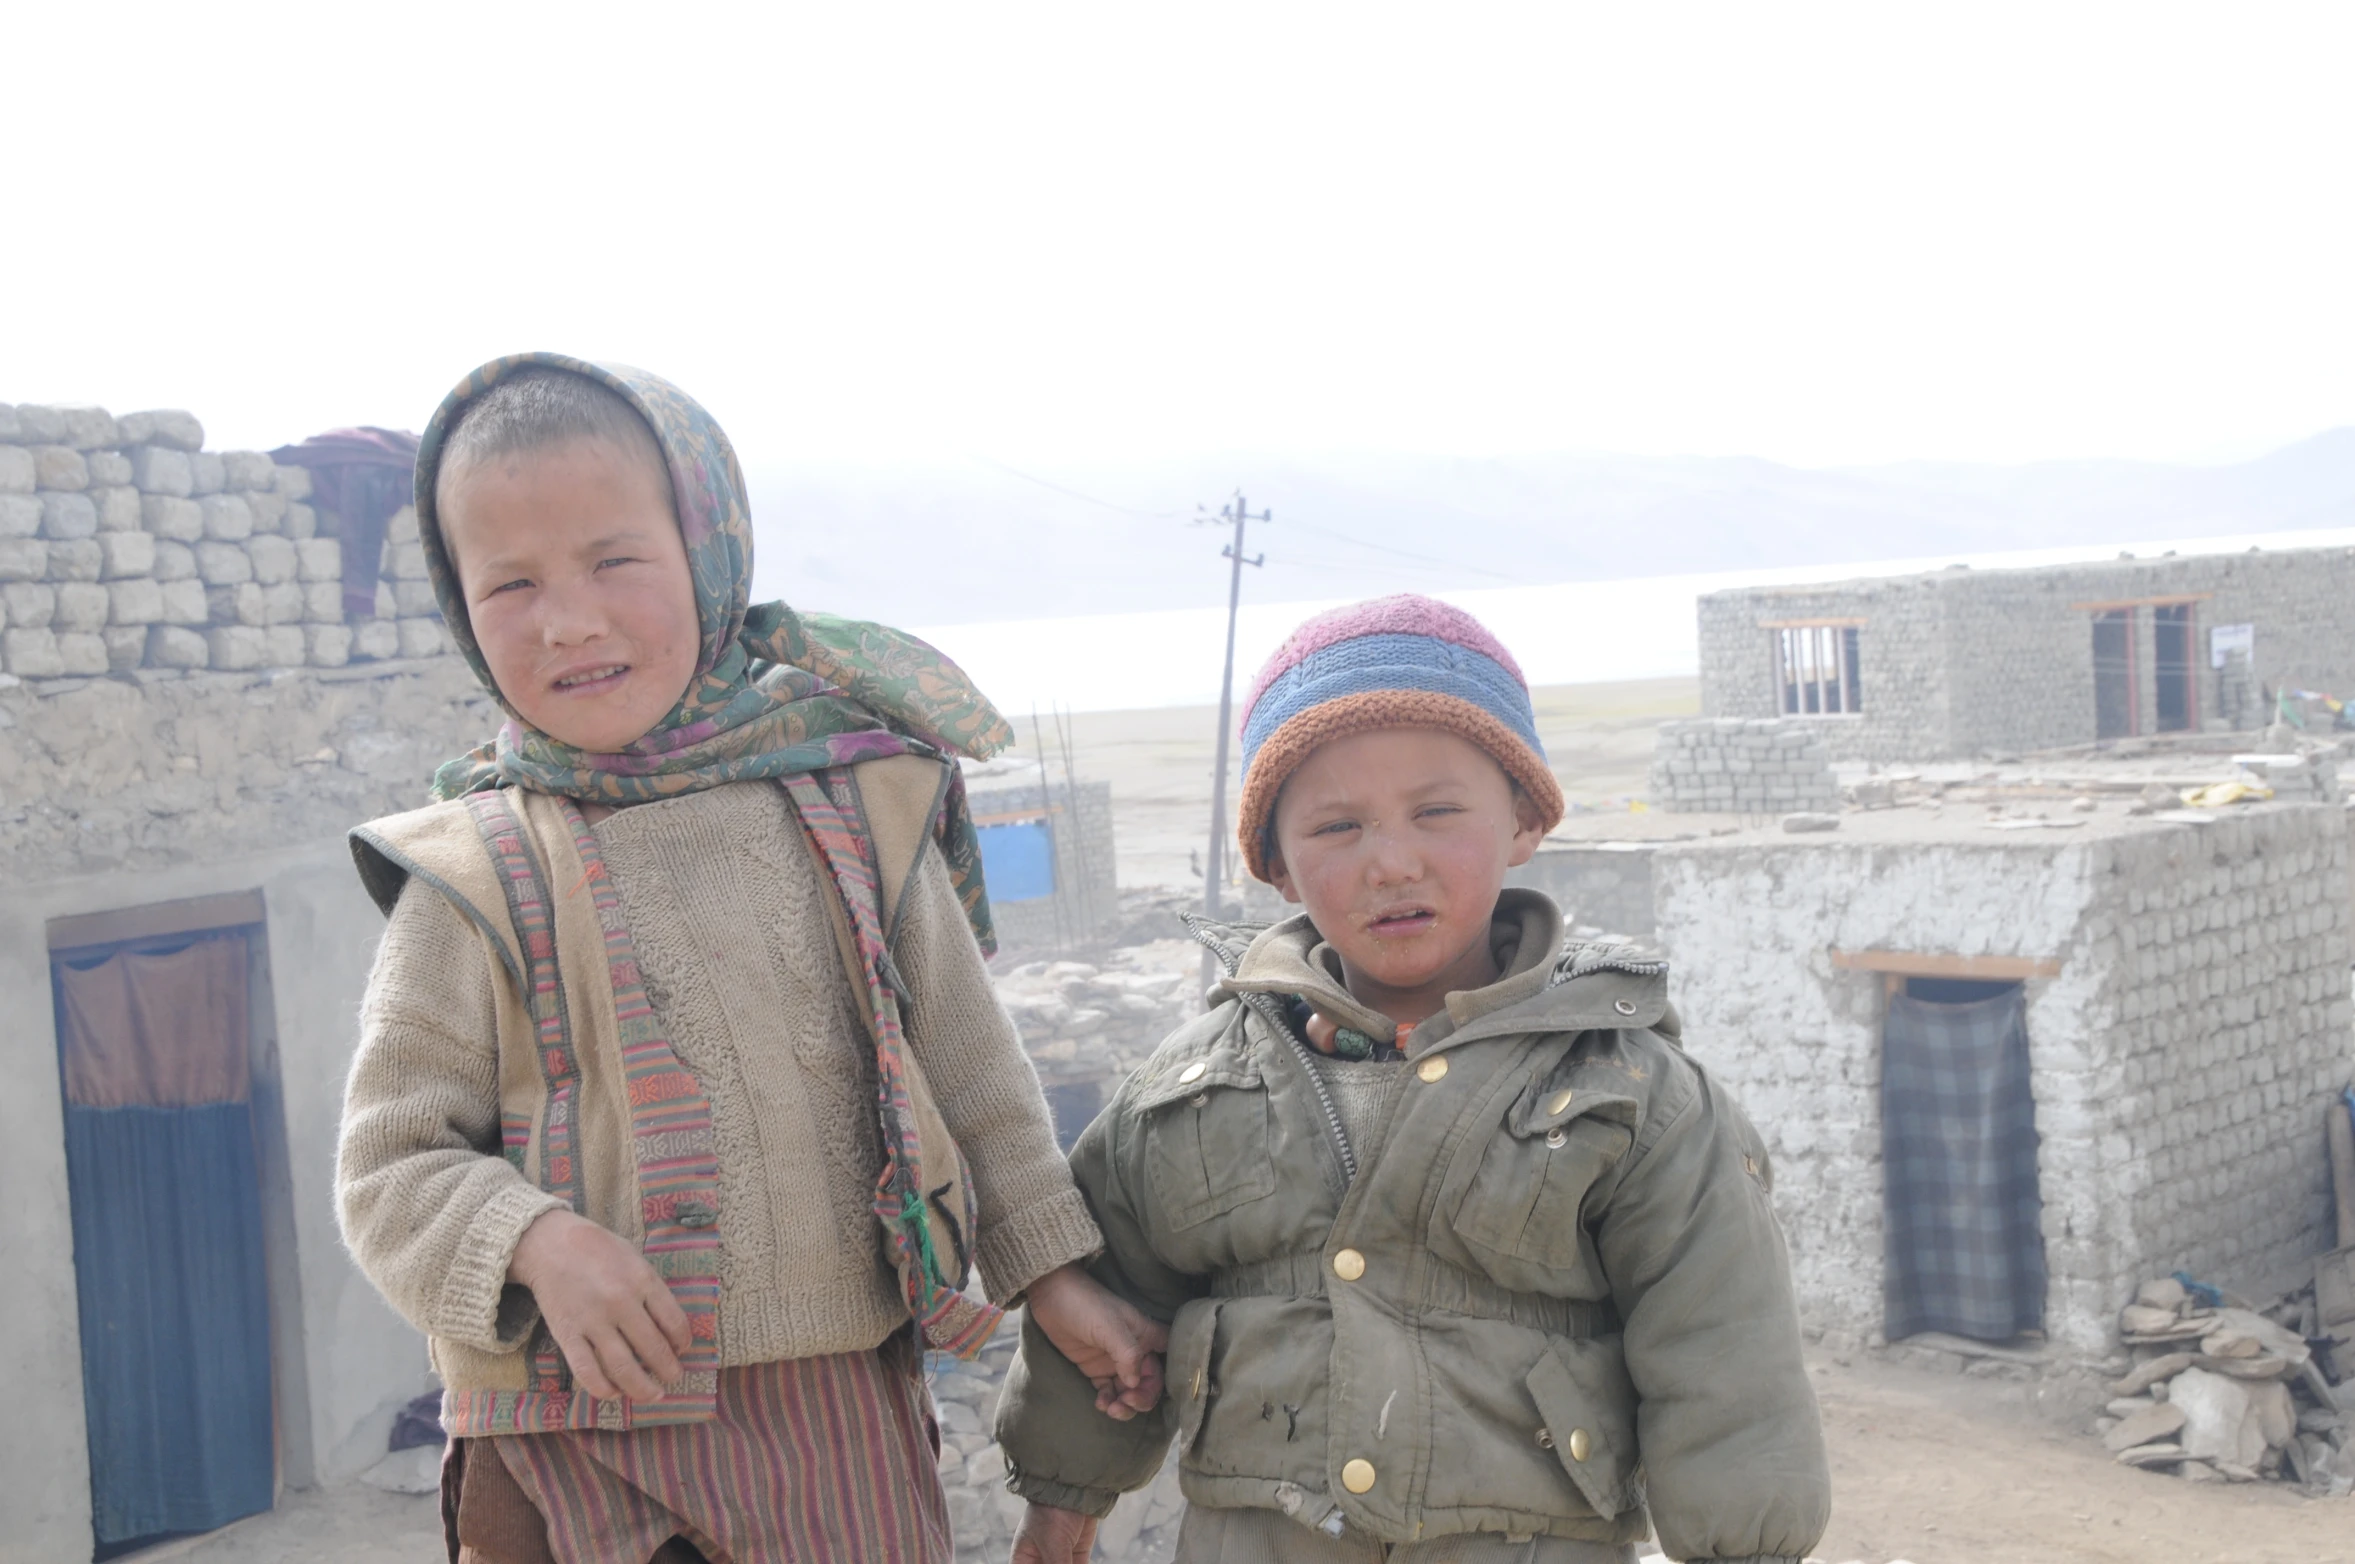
1267;727;1546;1001
438;438;701;753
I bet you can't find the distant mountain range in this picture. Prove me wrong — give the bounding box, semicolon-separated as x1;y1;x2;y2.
743;428;2355;628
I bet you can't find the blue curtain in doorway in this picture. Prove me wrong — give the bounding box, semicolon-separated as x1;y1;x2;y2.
54;930;276;1550
64;1103;276;1546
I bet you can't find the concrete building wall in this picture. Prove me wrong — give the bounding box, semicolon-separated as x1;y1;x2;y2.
1652;805;2353;1359
1;845;437;1562
967;777;1120;953
0;662;487;1561
1696;544;2355;761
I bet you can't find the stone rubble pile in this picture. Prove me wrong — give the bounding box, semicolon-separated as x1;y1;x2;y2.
0;399;450;678
2096;1276;2354;1494
992;940;1204;1086
1649;718;1840;815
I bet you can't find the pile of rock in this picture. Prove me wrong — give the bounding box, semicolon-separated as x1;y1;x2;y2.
0;399;449;678
2098;1277;2353;1493
1648;718;1840;815
993;940;1204;1090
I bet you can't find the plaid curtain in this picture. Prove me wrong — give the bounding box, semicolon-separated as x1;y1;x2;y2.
1882;987;2047;1341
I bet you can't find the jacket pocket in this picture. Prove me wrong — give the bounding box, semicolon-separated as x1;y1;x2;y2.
1140;1051;1279;1232
1448;1074;1636;1288
1523;1333;1641;1519
1168;1299;1223;1454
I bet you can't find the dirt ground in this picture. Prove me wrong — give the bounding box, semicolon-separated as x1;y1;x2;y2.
1005;675;1698;891
122;1348;2348;1564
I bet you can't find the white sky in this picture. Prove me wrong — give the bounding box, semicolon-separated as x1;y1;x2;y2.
4;4;2351;470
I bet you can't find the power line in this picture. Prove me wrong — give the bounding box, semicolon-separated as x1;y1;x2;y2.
1277;518;1522;582
973;453;1521;580
968;455;1183;519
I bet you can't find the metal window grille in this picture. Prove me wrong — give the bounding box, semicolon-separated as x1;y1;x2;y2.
1777;625;1862;715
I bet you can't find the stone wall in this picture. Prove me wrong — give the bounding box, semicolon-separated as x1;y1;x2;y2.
1696;572;1949;761
1507;842;1659;937
1697;545;2355;762
1646;717;1838;814
1652;804;2354;1358
0;657;491;887
0;399;446;680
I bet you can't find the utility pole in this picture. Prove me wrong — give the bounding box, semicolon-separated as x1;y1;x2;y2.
1200;493;1268;969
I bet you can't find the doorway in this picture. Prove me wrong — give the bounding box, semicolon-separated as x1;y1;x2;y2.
2153;603;2196;733
1881;976;2047;1343
51;914;279;1555
2092;609;2136;739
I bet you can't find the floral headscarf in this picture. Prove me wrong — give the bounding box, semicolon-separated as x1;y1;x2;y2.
414;352;1013;947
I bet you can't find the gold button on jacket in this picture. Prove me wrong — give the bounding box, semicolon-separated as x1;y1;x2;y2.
1331;1247;1366;1281
1340;1458;1377;1493
1416;1056;1449;1083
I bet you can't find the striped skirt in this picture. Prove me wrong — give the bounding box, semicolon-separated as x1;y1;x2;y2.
452;1334;951;1564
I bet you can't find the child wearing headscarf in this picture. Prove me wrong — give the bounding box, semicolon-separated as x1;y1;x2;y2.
995;596;1828;1563
335;354;1161;1564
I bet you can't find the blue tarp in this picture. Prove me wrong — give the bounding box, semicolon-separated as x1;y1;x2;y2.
65;1101;275;1547
978;819;1057;903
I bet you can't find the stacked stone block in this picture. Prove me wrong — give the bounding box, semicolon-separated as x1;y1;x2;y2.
2072;810;2353;1334
0;399;449;680
1647;717;1839;814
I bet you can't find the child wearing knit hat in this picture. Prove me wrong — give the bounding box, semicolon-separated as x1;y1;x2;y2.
998;595;1829;1564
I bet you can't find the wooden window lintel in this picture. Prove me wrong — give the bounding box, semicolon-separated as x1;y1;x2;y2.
1830;949;2061;980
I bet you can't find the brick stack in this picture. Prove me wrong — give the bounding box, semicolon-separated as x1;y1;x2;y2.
0;400;448;679
1647;717;1839;813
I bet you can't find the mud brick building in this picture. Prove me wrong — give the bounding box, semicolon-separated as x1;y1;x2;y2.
1528;798;2354;1360
1696;545;2355;761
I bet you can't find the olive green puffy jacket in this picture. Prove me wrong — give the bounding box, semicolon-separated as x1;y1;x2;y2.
995;894;1829;1562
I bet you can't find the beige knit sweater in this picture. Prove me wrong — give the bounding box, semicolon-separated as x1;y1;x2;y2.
337;780;1102;1367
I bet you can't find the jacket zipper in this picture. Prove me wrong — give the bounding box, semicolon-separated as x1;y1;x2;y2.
1180;914;1359;1185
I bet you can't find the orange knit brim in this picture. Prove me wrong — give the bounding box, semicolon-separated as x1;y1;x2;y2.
1236;691;1567;882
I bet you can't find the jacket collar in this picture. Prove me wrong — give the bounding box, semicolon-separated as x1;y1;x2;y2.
1208;889;1578;1053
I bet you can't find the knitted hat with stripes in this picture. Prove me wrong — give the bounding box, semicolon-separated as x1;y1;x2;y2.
1236;594;1563;881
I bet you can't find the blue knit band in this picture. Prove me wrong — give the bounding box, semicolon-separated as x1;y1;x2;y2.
1239;631;1545;786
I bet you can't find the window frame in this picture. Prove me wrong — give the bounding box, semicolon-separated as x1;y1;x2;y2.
1769;620;1865;717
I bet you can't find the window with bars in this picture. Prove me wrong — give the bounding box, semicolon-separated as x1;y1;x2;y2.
1777;624;1863;715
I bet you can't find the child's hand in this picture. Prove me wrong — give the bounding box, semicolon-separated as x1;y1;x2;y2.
1024;1264;1168;1421
1009;1502;1098;1563
509;1208;693;1404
